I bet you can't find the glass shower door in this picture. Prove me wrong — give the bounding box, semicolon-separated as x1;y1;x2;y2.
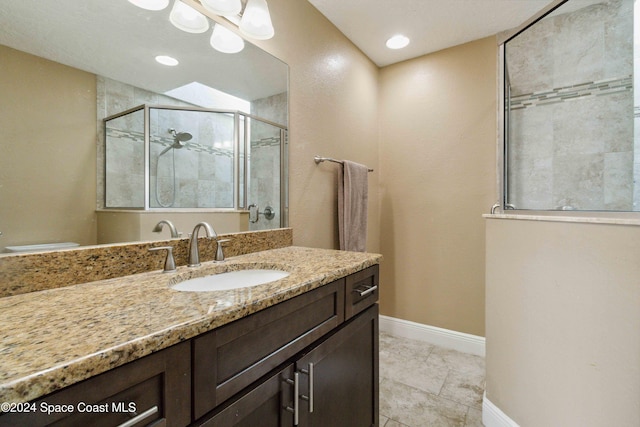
247;117;286;230
104;107;145;208
150;107;236;208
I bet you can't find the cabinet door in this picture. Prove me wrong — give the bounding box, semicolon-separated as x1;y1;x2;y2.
193;279;345;418
197;364;296;427
297;304;379;427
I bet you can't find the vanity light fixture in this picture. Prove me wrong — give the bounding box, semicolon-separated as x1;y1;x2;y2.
200;0;242;16
210;23;245;53
201;0;275;41
134;0;275;54
386;34;410;49
239;0;274;40
169;0;210;33
155;55;180;66
127;0;170;10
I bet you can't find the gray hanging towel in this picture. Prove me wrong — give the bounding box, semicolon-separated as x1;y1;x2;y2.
338;160;369;252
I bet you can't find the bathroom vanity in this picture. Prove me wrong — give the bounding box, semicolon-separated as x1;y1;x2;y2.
0;246;381;427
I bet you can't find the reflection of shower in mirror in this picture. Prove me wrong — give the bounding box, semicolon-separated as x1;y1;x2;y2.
159;128;193;155
156;128;194;207
104;104;288;226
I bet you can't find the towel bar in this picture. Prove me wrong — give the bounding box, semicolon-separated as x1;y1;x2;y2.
314;156;374;172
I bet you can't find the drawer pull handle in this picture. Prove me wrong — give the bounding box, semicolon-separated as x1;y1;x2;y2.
353;285;378;297
117;406;158;427
285;372;300;425
300;362;314;413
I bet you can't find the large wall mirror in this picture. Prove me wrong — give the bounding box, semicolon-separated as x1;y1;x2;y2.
0;0;288;251
504;0;635;211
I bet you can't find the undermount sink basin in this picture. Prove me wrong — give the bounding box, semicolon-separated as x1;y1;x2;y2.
171;269;290;292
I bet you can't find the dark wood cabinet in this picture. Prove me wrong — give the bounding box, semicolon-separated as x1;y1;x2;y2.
197;305;379;427
198;364;296;427
1;265;379;427
345;265;379;320
192;279;345;419
194;266;380;427
296;305;378;427
0;341;191;427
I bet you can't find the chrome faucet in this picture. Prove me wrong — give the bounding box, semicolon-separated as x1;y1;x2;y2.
188;222;217;267
152;220;181;238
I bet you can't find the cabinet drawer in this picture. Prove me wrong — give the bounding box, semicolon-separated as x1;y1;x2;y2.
193;280;345;419
197;364;296;427
344;265;379;320
0;341;191;427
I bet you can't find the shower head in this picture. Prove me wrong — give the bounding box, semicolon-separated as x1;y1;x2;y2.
168;128;193;147
158;128;193;156
174;132;192;143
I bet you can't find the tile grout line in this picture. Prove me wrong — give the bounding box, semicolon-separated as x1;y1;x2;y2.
379;333;485;426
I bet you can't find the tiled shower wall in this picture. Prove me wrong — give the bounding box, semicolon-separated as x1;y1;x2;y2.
248;136;283;231
100;77;235;208
506;0;635;210
99;77;187;208
635;0;640;209
99;78;286;213
249;93;287;230
149;108;235;208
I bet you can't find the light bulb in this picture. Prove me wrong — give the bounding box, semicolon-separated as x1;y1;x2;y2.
127;0;169;11
210;24;245;54
169;0;210;33
239;0;274;40
200;0;242;16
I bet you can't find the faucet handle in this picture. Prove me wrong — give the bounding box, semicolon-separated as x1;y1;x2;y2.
149;246;177;273
215;239;231;262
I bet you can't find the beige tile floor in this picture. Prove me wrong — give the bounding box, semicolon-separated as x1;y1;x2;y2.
379;332;485;427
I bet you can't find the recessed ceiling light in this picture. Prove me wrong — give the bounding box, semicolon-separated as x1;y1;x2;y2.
155;55;179;66
386;34;410;50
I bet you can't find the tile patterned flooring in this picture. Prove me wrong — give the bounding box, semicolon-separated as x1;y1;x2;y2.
379;332;485;427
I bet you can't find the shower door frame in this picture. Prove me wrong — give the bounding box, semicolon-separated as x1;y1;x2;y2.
495;0;567;213
103;104;289;227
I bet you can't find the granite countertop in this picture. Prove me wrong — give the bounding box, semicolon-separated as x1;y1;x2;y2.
0;246;382;403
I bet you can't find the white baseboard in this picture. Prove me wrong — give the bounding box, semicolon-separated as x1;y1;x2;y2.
378;315;485;357
482;392;520;427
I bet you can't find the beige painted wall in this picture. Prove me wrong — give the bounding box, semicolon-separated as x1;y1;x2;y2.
485;218;640;426
3;2;496;338
248;0;381;252
0;45;97;249
1;1;382;253
96;211;249;244
377;37;497;336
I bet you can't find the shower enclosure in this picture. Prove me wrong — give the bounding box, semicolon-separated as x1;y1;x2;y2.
502;0;635;211
104;104;287;227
